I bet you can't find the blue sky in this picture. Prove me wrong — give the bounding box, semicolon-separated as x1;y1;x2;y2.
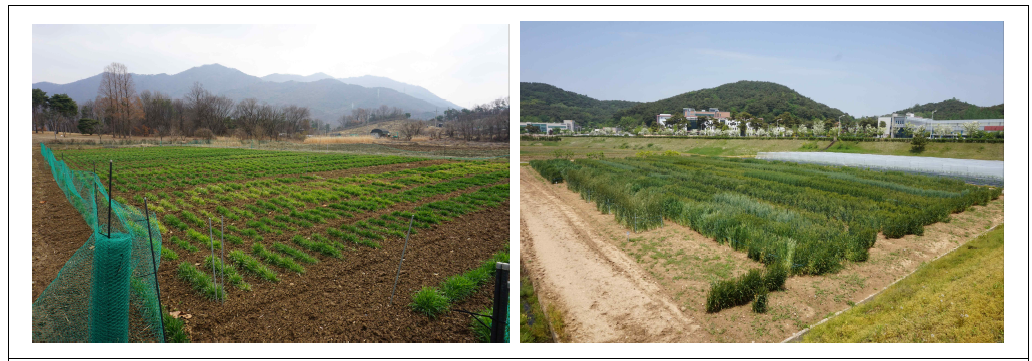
521;22;1003;117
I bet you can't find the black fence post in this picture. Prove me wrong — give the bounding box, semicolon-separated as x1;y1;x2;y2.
107;160;113;238
143;197;167;342
490;262;509;343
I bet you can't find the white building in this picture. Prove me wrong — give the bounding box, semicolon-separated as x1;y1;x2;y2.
882;113;1005;138
656;114;672;126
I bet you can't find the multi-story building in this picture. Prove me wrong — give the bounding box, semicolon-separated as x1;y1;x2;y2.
519;119;577;134
684;108;731;121
880;113;1005;138
655;114;672;126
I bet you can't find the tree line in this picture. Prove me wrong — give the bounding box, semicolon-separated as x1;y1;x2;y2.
34;62;316;142
35;62;510;143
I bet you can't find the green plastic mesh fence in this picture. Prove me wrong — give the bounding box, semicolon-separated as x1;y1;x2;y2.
33;143;165;343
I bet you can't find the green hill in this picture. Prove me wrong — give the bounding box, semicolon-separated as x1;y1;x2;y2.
894;98;1003;120
611;80;846;128
519;82;639;130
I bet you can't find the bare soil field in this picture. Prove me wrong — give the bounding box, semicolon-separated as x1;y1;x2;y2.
519;164;1004;343
31;144;95;301
32;143;510;342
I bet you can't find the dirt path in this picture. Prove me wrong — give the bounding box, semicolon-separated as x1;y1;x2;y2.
519;166;702;343
32;145;95;301
520;164;1004;343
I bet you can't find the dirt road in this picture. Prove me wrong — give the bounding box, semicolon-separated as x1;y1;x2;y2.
519;166;702;342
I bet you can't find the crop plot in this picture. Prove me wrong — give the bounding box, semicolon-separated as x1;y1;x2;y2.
52;146;510;342
524;155;1003;342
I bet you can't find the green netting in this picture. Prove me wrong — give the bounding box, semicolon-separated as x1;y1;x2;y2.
33;143;165;343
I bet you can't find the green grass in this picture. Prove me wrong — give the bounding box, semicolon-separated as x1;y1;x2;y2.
252;243;304;274
292;234;342;259
170;235;198;253
273;242;319;264
176;262;225;301
470;306;494;343
520;137;1004;161
409;286;450;319
229;250;279;283
440;274;478;302
520;276;556;343
327;228;380;249
161;246;179;261
203;255;252;291
803;225;1004;343
162;308;190;343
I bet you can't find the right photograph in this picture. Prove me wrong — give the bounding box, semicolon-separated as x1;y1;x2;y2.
518;21;1004;343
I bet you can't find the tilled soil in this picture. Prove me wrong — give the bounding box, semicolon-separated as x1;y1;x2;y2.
162;201;510;343
520;164;1005;343
32;145;95;301
32;145;511;342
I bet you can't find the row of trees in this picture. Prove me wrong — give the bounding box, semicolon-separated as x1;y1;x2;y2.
337;105;408;129
437;96;509;142
34;62;316;141
32;89;79;138
36;62;511;143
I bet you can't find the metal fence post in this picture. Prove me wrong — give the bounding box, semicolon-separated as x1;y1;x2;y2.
143;197;167;342
491;262;510;343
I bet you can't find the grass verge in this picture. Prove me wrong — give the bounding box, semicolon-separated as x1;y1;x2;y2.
802;225;1004;343
519;275;556;343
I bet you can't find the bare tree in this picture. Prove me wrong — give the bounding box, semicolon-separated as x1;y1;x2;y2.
96;62;139;138
171;99;187;140
234;98;261;139
283;105;310;136
209;95;235;135
257;104;284;140
399;120;426;141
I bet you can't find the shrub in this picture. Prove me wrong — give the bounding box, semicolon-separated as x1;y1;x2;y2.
752;289;768;313
409;286;449;319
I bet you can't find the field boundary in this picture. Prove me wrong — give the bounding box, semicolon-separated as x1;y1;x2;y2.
782;222;1003;343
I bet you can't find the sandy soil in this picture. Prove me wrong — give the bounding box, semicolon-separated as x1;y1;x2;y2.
519;164;1004;343
519;166;702;342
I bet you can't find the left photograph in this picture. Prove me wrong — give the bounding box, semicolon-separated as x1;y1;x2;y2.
31;24;511;343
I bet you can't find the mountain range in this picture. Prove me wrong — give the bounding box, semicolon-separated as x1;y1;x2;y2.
521;81;1004;130
31;63;464;121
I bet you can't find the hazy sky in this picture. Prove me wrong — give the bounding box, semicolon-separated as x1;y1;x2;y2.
521;22;1004;116
33;24;508;107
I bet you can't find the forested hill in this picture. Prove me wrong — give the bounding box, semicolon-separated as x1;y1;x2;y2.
611;81;845;128
519;82;640;130
894;98;1004;120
